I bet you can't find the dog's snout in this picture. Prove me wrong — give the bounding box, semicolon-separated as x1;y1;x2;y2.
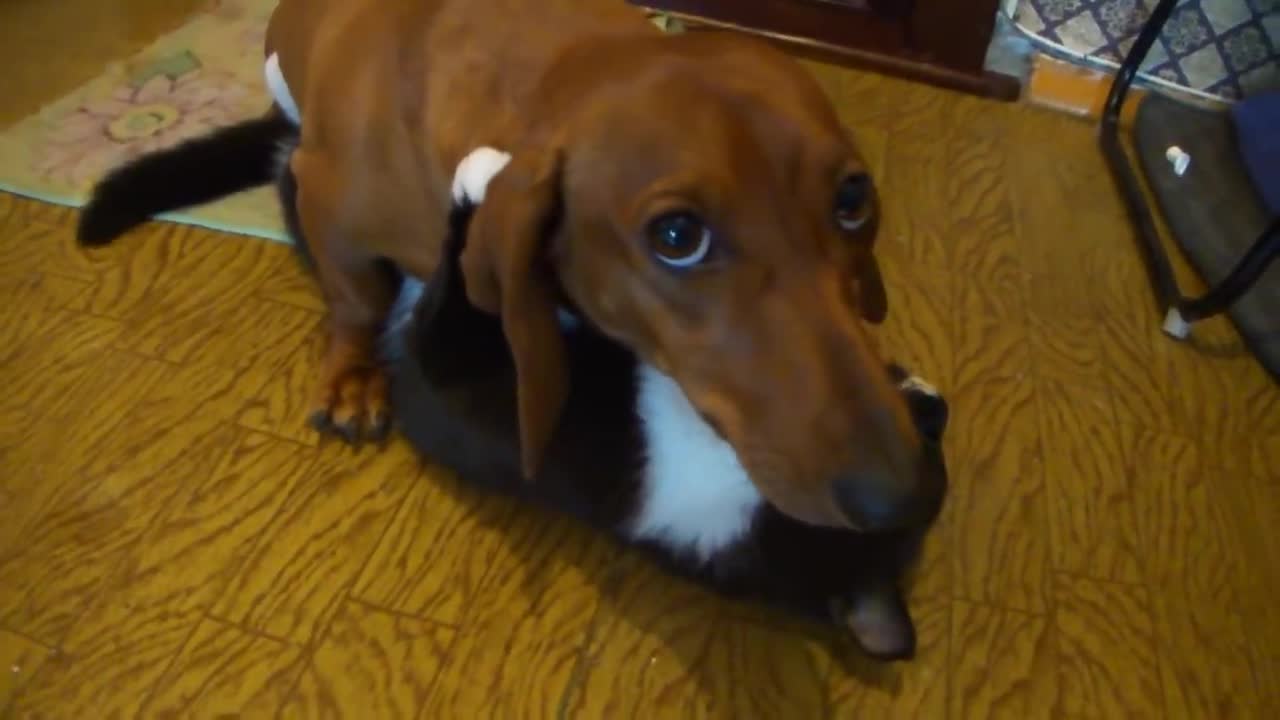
831;471;928;532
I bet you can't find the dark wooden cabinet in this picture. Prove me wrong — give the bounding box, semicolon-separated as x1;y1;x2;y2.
632;0;1019;100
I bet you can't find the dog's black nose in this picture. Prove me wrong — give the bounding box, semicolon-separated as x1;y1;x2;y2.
831;474;921;532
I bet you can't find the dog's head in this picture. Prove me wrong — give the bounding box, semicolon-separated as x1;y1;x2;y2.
460;33;943;532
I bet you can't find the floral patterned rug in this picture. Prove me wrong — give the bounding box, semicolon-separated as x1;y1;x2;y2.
0;0;288;242
1013;0;1279;102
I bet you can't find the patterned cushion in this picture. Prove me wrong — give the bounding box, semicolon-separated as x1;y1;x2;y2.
1014;0;1279;100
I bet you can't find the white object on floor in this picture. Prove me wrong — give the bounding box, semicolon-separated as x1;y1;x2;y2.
1166;145;1192;176
1163;307;1191;339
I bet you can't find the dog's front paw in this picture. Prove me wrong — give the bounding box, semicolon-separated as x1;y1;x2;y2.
308;349;391;445
451;147;512;205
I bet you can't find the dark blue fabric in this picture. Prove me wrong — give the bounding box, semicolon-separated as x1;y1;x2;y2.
1232;91;1280;216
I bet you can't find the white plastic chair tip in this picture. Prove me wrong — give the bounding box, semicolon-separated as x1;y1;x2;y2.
1165;145;1191;176
1162;307;1191;339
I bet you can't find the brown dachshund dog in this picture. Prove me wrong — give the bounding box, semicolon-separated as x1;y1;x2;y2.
81;0;941;534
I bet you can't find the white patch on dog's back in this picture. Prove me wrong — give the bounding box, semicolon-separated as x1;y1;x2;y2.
265;53;301;125
629;364;763;561
452;147;512;204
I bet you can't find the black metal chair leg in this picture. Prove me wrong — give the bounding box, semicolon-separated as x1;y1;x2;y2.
1098;0;1182;316
1163;218;1280;337
1097;0;1280;340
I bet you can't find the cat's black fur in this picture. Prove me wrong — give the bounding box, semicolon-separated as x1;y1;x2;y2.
77;113;297;246
378;200;951;661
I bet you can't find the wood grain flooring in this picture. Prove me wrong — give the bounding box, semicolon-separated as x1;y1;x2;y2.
2;2;1279;717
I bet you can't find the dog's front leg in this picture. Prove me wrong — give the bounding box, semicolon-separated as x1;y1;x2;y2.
310;297;393;443
292;151;397;443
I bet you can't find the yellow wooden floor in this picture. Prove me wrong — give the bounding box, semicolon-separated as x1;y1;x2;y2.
2;2;1279;718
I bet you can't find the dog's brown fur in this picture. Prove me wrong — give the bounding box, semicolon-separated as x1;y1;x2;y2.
264;0;935;531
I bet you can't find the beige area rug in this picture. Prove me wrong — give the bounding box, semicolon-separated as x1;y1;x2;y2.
0;0;288;242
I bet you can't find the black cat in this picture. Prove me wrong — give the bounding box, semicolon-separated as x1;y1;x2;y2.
379;203;950;661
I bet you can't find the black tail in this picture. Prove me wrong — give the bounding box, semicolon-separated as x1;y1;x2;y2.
77;112;297;246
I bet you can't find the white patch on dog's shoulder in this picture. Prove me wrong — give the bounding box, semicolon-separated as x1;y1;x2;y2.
898;375;939;397
629;364;763;561
452;147;512;205
265;53;301;125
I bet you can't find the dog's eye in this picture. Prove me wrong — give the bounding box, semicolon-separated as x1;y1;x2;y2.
647;212;712;268
835;173;874;232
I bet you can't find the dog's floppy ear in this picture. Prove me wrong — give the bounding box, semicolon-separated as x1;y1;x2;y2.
460;146;567;481
857;251;888;324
